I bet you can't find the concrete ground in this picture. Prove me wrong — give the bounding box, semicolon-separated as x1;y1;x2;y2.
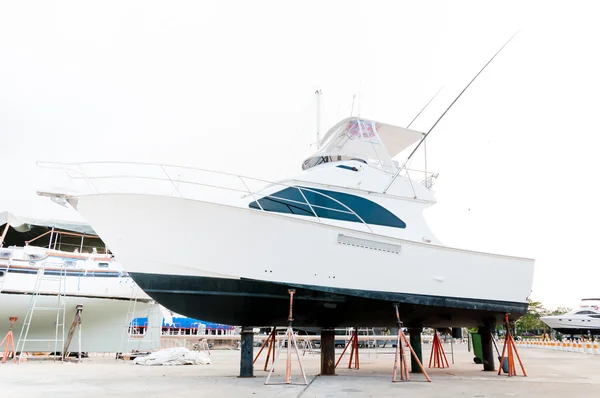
1;342;599;397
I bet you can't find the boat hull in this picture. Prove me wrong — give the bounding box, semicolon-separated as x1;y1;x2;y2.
131;272;527;328
70;193;534;328
0;264;162;353
0;293;162;353
544;327;600;336
540;316;600;337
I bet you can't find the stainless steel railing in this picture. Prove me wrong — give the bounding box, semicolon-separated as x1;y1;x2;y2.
38;161;374;233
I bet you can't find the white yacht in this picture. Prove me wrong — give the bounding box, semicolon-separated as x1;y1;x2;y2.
37;117;535;329
0;211;162;354
540;299;600;336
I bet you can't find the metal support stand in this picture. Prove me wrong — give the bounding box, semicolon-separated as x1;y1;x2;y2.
450;332;455;365
408;328;423;373
479;324;496;371
194;338;211;356
428;331;449;368
265;290;307;385
0;317;17;364
253;327;276;371
63;305;83;362
498;314;527;377
392;305;431;382
239;326;254;378
320;328;335;375
335;328;359;369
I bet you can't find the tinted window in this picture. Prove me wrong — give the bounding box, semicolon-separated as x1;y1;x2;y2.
575;311;596;314
249;187;406;229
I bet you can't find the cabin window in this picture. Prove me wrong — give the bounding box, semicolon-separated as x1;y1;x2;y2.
98;262;109;268
575;310;595;315
249;186;406;229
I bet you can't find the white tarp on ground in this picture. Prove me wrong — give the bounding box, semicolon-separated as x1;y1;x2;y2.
133;347;211;366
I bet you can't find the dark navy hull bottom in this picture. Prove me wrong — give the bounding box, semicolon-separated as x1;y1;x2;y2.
130;272;528;328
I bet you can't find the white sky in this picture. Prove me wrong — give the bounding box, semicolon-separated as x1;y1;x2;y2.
1;1;599;309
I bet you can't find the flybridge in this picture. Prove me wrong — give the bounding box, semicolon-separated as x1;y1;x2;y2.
301;117;424;174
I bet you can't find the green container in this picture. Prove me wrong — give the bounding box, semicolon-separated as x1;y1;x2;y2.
471;332;483;364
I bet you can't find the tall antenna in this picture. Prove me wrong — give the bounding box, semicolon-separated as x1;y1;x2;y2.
384;31;520;194
315;89;322;149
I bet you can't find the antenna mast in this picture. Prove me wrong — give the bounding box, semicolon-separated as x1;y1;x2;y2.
315;89;322;149
384;31;520;194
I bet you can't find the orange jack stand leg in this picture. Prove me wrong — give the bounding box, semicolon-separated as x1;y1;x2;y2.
1;317;17;364
428;331;450;368
253;327;277;371
392;305;431;382
349;329;359;369
335;328;360;370
498;314;527;377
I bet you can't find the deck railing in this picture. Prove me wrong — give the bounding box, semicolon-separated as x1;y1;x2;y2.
38;161;374;233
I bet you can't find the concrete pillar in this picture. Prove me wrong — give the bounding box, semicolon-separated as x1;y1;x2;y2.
239;326;254;377
320;328;336;376
408;328;423;373
478;325;495;371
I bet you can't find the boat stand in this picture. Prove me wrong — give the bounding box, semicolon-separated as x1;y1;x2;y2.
0;317;17;364
335;328;359;369
300;338;317;356
392;305;431;382
498;314;527;377
63;305;83;362
253;326;276;371
265;290;307;385
429;331;449;368
194;338;211;356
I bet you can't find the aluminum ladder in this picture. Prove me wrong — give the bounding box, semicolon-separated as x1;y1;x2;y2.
15;258;67;362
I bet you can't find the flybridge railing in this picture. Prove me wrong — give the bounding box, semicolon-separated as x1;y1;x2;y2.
37;161;374;234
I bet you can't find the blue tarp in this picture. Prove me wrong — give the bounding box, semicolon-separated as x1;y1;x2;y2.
131;316;234;330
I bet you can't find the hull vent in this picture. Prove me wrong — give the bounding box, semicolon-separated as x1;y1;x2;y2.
337;234;401;255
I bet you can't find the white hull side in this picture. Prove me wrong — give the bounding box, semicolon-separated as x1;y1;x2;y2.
541;316;600;332
0;267;151;300
73;193;534;305
0;293;162;353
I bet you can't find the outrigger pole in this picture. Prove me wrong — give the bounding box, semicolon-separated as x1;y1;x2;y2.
406;87;443;130
384;30;520;194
